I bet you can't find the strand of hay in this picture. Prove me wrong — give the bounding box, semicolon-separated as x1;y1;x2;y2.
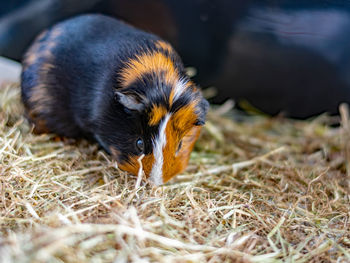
0;83;349;263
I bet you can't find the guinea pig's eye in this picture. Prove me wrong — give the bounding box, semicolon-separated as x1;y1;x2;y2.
136;138;144;153
176;140;183;155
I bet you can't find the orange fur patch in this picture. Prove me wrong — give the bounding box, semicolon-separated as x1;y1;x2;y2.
155;40;173;53
23;27;63;129
172;102;199;132
117;153;155;179
27;61;55;116
149;105;167;126
23;28;60;70
28;84;52;113
119;51;179;88
162;124;202;183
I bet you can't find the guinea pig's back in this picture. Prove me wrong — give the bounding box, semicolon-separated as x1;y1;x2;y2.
21;14;159;137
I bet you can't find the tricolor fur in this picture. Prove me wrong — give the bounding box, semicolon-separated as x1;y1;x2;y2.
21;14;209;184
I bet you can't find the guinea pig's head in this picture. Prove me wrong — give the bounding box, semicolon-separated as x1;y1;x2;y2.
99;51;209;185
110;84;208;185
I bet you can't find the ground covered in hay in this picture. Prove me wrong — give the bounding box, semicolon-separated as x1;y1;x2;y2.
0;83;349;263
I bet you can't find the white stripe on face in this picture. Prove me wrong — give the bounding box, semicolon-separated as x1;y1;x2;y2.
149;114;171;186
172;78;187;102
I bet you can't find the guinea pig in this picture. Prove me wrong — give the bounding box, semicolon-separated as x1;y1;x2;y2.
21;14;209;185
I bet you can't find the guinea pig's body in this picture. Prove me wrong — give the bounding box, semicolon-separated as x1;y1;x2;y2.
21;14;208;185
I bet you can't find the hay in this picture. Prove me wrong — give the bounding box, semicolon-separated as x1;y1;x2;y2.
0;83;349;263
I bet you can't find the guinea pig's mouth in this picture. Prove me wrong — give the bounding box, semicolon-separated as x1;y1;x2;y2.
135;154;167;187
141;154;164;186
109;146;182;186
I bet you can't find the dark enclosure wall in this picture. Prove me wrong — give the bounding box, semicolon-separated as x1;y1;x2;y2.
1;0;350;118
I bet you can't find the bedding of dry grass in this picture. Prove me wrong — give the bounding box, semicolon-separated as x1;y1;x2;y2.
0;83;349;263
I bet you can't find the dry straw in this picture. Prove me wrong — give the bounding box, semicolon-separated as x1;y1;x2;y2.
0;83;349;262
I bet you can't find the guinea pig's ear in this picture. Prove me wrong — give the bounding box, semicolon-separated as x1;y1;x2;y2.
195;96;209;126
115;91;145;112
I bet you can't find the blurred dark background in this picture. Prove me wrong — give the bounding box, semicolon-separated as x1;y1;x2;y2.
1;0;350;118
